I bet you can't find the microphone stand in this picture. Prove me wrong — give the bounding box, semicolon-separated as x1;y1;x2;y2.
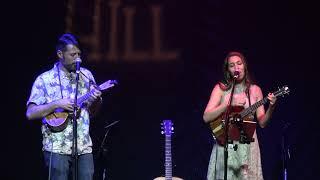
223;76;238;180
282;122;290;180
72;61;81;180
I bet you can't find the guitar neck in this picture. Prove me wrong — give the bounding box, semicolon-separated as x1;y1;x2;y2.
165;135;172;179
239;86;289;118
76;81;111;106
239;97;268;118
77;90;95;106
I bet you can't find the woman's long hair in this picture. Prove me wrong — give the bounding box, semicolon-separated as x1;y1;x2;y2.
219;51;252;92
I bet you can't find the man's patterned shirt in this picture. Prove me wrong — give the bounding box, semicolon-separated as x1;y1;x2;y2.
27;63;96;155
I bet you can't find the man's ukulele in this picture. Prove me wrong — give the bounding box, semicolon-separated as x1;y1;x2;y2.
44;80;117;132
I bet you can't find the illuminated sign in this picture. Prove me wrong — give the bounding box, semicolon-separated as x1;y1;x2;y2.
65;0;179;63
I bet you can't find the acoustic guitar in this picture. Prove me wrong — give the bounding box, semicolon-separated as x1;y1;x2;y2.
154;120;183;180
44;80;117;132
210;85;290;145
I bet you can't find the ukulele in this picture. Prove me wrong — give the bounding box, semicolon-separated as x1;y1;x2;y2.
210;85;290;145
154;120;183;180
44;80;117;132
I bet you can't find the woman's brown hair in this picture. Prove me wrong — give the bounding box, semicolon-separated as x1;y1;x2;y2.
219;51;252;92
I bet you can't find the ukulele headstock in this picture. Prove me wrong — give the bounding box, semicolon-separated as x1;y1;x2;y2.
274;85;290;98
98;80;118;91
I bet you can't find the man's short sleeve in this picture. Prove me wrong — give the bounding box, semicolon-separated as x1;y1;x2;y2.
27;76;47;106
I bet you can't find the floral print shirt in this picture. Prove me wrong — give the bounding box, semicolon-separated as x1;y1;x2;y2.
27;63;96;155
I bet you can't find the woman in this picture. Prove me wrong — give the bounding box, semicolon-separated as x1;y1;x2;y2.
203;51;277;180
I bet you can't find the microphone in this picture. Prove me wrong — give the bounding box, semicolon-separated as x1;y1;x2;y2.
233;71;240;79
75;57;82;73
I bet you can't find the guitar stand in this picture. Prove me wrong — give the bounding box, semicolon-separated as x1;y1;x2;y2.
94;129;110;180
95;120;119;180
98;120;120;158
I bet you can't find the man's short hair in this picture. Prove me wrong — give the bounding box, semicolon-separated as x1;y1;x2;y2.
55;33;80;52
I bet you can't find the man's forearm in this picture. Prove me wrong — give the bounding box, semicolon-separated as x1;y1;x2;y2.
26;102;57;120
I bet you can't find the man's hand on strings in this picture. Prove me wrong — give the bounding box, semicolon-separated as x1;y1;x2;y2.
88;86;102;103
54;98;74;111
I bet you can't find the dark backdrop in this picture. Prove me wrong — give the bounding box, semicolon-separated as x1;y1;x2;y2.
2;0;319;180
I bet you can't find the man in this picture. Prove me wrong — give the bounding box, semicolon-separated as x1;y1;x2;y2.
26;33;102;180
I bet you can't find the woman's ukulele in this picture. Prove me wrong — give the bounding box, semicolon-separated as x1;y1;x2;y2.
44;80;117;132
210;85;290;145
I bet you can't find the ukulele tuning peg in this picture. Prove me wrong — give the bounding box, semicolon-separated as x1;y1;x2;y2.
161;131;164;134
112;80;118;85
